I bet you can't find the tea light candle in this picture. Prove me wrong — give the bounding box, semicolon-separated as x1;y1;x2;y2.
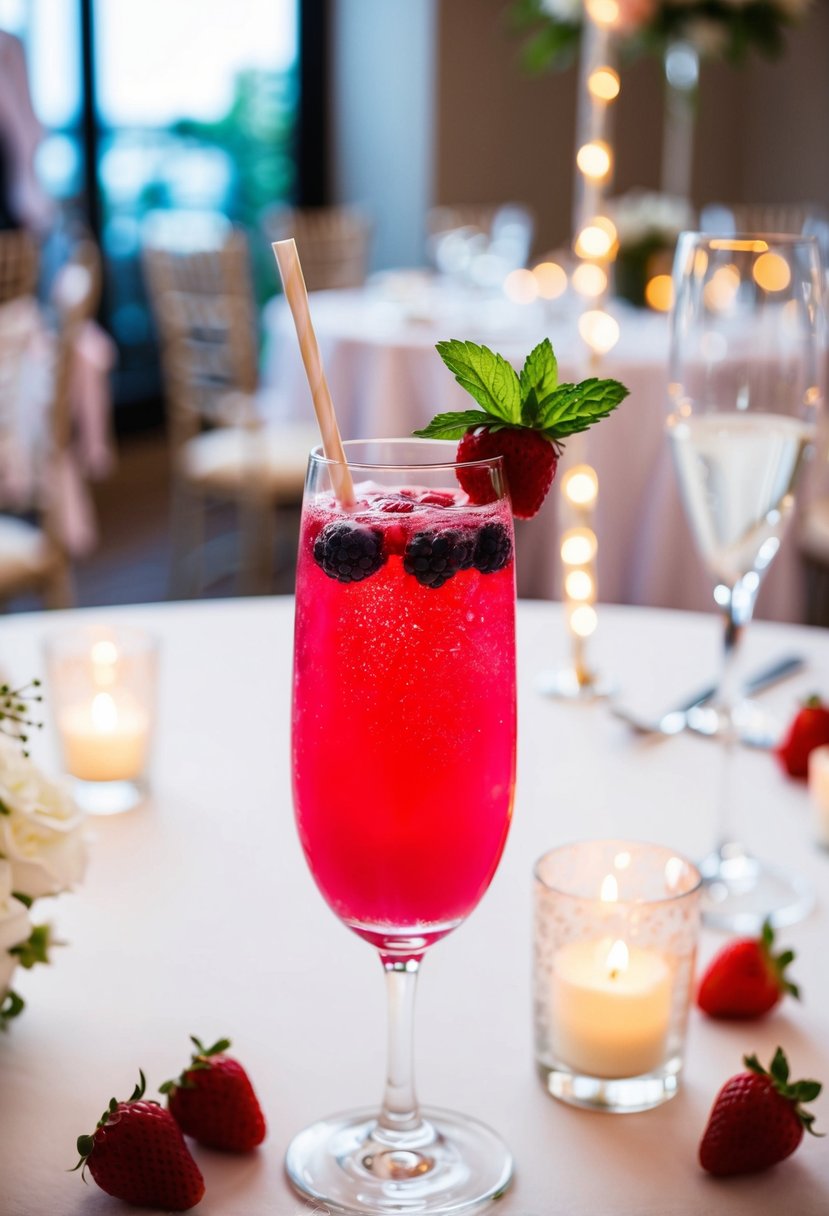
59;691;150;782
808;745;829;847
551;936;672;1078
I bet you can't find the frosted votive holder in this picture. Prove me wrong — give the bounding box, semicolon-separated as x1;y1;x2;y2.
45;625;159;815
534;840;701;1112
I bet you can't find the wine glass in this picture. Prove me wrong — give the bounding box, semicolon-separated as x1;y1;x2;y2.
668;232;825;932
287;439;516;1213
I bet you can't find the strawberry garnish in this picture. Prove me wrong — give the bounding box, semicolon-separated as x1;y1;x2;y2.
73;1070;205;1211
161;1034;267;1153
699;1048;822;1176
414;338;628;519
776;694;829;778
697;920;800;1019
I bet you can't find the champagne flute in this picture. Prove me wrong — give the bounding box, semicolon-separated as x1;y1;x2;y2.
668;232;825;931
287;439;516;1213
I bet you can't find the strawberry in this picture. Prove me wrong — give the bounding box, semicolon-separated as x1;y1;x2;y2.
73;1071;205;1210
456;426;558;520
161;1035;267;1152
414;338;628;520
696;919;799;1019
699;1048;821;1176
776;695;829;778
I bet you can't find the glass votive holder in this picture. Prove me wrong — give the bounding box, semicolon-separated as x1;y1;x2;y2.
807;746;829;849
44;624;159;815
533;839;702;1113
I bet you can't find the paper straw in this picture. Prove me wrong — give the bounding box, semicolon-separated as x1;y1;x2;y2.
272;238;355;506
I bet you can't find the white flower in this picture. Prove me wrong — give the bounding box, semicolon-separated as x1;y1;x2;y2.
609;190;694;246
540;0;582;21
684;16;730;56
0;736;87;900
0;859;32;993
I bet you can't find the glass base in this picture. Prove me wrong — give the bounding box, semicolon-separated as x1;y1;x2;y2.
699;848;815;932
285;1106;513;1214
536;667;615;701
70;778;146;816
538;1057;681;1113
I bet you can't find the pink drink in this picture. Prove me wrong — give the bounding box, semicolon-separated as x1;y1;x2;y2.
292;482;516;954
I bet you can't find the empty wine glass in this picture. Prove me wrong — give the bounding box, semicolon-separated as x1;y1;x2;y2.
668;232;825;931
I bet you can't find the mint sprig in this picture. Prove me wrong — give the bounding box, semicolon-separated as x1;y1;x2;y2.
414;338;627;442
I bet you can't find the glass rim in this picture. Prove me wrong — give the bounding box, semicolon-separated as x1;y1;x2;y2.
308;437;505;474
676;229;822;251
533;838;703;905
42;622;160;658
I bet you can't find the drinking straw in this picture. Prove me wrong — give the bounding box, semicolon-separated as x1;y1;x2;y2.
272;238;355;506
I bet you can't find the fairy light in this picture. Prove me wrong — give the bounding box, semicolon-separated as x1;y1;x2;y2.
532;260;568;300
576;140;613;182
644;274;674;313
572;262;608;299
553;0;621;699
588;67;620;101
503;268;538;304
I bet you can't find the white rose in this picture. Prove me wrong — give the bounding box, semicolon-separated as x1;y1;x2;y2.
0;736;87;900
0;858;32;993
685;16;730;57
540;0;582;21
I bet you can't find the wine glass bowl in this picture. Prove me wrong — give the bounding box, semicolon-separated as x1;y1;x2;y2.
668;233;825;930
288;438;516;1213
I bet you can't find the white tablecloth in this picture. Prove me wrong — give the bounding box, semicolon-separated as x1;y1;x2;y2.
1;596;828;1215
261;287;816;622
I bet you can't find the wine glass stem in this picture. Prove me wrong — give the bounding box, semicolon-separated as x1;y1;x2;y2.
714;578;757;856
376;958;423;1139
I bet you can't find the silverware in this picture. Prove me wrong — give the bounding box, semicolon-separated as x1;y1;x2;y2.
610;654;805;740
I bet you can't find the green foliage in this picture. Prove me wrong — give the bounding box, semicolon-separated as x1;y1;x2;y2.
415;339;627;441
506;0;810;72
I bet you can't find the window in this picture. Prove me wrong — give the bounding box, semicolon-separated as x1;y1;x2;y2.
1;0;303;415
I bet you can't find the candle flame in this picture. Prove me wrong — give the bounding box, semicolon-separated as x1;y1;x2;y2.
606;939;628;977
91;692;118;733
600;873;618;902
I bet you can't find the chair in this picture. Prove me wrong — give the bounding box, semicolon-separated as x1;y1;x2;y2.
261;205;373;291
0;228;38;305
142;212;316;597
0;237;101;609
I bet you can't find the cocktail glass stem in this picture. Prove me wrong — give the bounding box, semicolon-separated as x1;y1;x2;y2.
377;959;423;1140
711;575;757;859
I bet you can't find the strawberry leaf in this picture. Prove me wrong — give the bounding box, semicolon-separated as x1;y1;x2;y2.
538;377;628;438
519;338;558;426
435;340;521;425
413;410;498;440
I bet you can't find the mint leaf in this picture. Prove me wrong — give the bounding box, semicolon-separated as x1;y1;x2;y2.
519;339;558;426
413;410;496;440
435;340;521;425
538;378;628;438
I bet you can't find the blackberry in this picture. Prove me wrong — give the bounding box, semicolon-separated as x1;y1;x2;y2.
473;522;512;574
403;529;475;589
313;521;386;583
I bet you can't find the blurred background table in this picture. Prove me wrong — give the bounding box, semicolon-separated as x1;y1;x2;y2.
261;285;814;621
1;596;827;1215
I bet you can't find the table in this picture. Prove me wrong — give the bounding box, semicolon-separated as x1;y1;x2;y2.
1;596;828;1215
261;285;815;622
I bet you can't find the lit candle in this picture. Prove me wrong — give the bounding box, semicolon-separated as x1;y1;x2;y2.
551;935;672;1078
59;691;150;783
808;745;829;848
